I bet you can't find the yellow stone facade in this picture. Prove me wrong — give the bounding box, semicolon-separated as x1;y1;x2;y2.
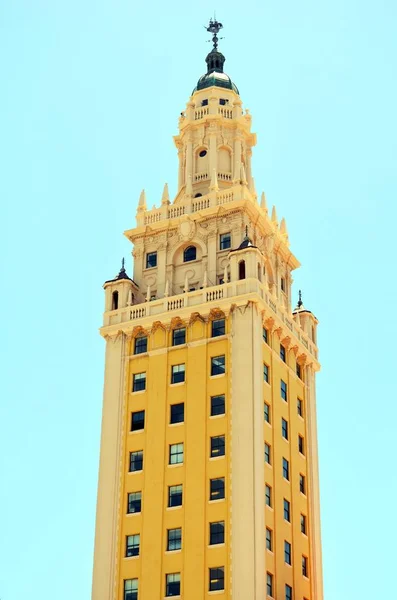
92;24;323;600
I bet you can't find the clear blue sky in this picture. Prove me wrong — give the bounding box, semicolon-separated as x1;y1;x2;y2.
1;1;396;598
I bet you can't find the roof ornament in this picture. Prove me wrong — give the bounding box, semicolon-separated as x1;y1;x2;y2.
298;290;303;308
205;17;224;50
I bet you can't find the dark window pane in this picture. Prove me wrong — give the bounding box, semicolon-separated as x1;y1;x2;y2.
263;328;268;343
285;584;293;600
211;355;225;376
297;398;303;417
129;451;143;472
172;328;186;346
211;435;225;458
299;435;304;454
280;344;286;362
183;246;196;262
169;443;184;465
285;540;292;565
166;573;180;597
267;573;273;597
211;395;225;416
265;443;271;464
124;579;138;600
282;418;288;440
265;484;272;507
146;252;157;268
171;364;185;384
283;458;290;480
133;373;146;392
170;403;184;424
300;474;306;494
220;232;231;250
210;478;225;500
266;528;272;551
212;318;225;337
284;499;290;522
127;491;141;514
264;403;270;423
168;485;182;507
281;380;288;401
126;534;140;557
263;364;269;383
301;514;307;534
167;528;182;551
210;521;225;545
131;410;145;432
209;567;224;591
134;336;147;354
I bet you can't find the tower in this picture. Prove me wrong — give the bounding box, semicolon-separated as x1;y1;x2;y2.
92;19;323;600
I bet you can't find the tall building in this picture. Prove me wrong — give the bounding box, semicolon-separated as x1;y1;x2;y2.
92;19;323;600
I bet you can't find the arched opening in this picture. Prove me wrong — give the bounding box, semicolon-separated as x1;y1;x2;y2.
257;263;262;282
194;193;202;198
238;260;246;280
184;246;197;262
112;290;119;310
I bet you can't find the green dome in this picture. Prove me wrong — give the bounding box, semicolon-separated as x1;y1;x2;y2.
193;48;239;95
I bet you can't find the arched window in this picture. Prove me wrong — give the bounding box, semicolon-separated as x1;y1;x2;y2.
194;193;203;198
112;290;119;310
238;260;246;280
257;263;262;281
184;246;197;262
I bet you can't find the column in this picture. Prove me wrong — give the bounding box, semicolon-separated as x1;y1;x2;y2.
233;137;242;181
185;139;193;184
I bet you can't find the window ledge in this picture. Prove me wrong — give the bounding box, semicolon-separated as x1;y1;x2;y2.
132;352;148;358
169;422;184;428
166;505;182;511
124;555;140;561
209;498;225;504
168;463;184;469
210;414;226;420
166;549;182;554
208;542;225;548
126;512;141;517
210;373;226;379
208;590;225;595
131;389;146;395
170;381;186;387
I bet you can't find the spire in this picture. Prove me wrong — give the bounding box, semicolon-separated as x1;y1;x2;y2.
271;205;278;224
205;18;225;73
280;217;287;235
138;189;146;211
294;289;306;312
161;183;170;205
210;168;219;191
260;192;268;213
206;17;224;51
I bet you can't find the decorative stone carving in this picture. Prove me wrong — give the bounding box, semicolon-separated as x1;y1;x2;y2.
189;312;206;325
209;307;225;320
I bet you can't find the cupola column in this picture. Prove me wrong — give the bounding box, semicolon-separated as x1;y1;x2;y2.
185;137;193;185
209;130;217;175
233;137;242;181
178;149;184;189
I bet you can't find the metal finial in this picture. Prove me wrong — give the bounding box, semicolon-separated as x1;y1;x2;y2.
245;225;248;237
206;17;223;50
121;257;125;270
298;290;303;308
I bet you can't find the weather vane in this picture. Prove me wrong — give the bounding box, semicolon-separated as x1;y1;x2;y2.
205;17;224;50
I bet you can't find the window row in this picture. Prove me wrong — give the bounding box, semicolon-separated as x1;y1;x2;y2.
263;430;305;455
265;487;308;532
266;575;294;600
262;327;304;380
145;235;232;271
133;319;226;354
124;567;225;599
265;399;304;421
132;355;226;391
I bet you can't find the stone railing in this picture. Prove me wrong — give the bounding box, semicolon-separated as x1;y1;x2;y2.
218;171;232;181
194;172;209;182
218;106;233;119
194;106;209;120
103;278;318;360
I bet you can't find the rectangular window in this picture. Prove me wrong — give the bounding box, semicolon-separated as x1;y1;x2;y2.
266;573;273;597
264;442;271;465
170;403;184;424
301;513;307;534
212;318;225;337
211;435;225;458
263;363;269;383
281;277;286;292
172;328;186;346
171;364;185;384
127;491;141;514
168;484;182;507
210;477;225;501
285;584;293;600
220;232;231;250
134;336;147;354
298;435;305;455
124;578;138;600
282;418;289;440
284;498;291;522
296;362;302;379
264;402;270;423
169;443;184;465
132;372;146;392
281;380;288;401
146;251;157;268
302;556;308;577
266;528;273;551
210;521;225;545
129;450;143;472
265;484;272;507
126;534;140;557
211;394;225;416
297;398;303;417
167;528;182;551
263;327;269;344
283;458;290;481
284;540;292;565
209;567;224;591
211;355;225;376
131;410;145;432
300;474;306;494
165;573;180;597
280;343;286;362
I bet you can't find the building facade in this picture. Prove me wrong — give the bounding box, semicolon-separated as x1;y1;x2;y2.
92;20;323;600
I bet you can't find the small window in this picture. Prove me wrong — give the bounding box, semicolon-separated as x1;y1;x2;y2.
124;579;138;600
211;435;225;458
171;364;185;384
296;362;302;379
167;528;182;551
297;398;303;417
210;521;225;545
126;534;140;557
211;394;225;416
169;443;184;465
129;450;143;472
281;380;288;401
201;99;208;106
301;514;307;534
133;372;146;392
281;277;286;292
265;484;272;507
238;260;246;280
302;556;309;577
211;355;225;376
134;336;147;354
166;573;180;597
280;344;286;362
283;458;290;481
263;327;269;344
284;540;292;565
282;418;289;440
219;98;227;105
264;442;271;465
170;403;184;424
264;402;271;424
298;435;305;455
127;491;141;514
284;498;291;522
266;573;273;598
263;363;269;383
266;527;273;551
300;474;306;495
172;328;186;346
168;484;183;507
210;477;225;500
219;232;231;250
194;192;202;198
285;584;293;600
112;290;119;310
146;251;157;269
131;410;145;432
211;318;225;337
183;246;197;262
209;567;224;591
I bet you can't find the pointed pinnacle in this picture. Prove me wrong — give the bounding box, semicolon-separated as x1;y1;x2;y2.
260;192;268;212
210;168;219;191
161;183;170;205
240;163;247;184
138;189;146;208
250;176;257;198
280;217;287;234
271;205;278;223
